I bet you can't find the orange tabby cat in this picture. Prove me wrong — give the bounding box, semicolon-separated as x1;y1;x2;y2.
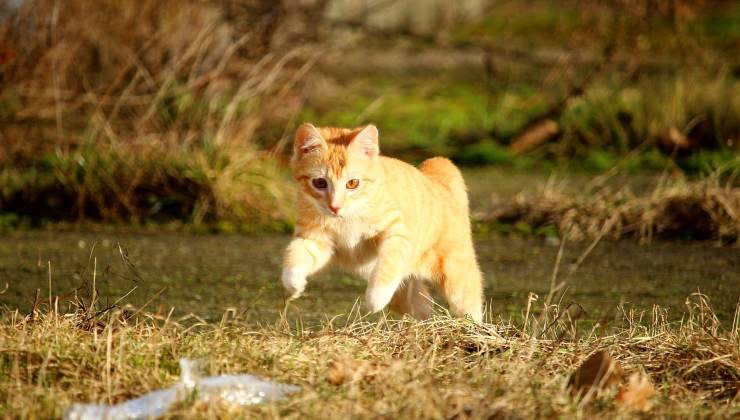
281;123;484;321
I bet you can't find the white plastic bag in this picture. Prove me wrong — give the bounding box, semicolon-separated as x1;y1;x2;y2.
65;359;300;420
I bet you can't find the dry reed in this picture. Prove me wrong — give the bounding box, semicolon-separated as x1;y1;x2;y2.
484;171;740;243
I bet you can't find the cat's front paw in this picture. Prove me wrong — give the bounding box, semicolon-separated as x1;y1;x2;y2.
365;282;398;313
281;267;307;300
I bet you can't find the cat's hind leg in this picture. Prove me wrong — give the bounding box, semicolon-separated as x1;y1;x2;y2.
437;252;483;322
389;277;432;320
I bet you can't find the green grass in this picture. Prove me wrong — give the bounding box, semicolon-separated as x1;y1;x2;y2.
452;1;595;47
300;72;739;172
0;142;292;227
300;77;493;157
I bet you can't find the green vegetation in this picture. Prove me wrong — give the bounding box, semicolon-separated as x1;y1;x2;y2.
1;143;290;226
301;73;739;170
1;0;738;231
303;0;740;170
301;78;492;156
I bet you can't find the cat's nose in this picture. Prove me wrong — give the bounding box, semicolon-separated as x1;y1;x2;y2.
328;205;341;214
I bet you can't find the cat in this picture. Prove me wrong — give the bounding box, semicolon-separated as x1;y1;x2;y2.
281;123;484;322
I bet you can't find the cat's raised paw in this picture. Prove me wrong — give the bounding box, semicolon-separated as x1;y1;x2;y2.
282;267;307;300
365;282;398;313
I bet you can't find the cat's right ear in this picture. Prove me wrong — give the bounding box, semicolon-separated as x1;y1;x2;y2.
294;123;326;156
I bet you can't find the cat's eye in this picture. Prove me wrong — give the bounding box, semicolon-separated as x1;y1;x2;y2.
312;178;328;189
346;179;360;190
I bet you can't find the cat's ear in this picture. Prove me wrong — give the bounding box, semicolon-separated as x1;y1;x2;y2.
349;124;379;158
294;123;326;155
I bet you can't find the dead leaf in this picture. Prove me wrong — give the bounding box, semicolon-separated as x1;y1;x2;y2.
568;351;624;397
0;48;16;66
326;357;393;385
615;372;655;412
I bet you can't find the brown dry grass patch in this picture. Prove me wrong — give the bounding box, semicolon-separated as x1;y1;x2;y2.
1;293;738;418
483;171;740;244
0;0;315;225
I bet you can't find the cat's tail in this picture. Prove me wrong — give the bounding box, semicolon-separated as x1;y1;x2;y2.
418;157;469;211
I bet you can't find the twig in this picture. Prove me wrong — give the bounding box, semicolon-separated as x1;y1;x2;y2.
47;261;53;317
545;235;567;307
117;243;143;283
85;286;139;323
126;287;168;320
29;288;40;322
539;302;586;339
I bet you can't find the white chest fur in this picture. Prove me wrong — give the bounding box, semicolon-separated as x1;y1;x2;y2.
327;217;380;277
332;218;373;248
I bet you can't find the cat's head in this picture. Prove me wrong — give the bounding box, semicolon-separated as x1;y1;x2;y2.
291;123;381;218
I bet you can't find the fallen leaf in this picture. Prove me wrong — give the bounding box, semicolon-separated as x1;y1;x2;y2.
567;351;624;397
0;48;16;65
615;372;655;412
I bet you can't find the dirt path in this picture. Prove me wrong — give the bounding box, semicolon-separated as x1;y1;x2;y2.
1;229;737;324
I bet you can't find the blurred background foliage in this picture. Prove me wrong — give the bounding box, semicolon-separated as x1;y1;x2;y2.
0;0;738;228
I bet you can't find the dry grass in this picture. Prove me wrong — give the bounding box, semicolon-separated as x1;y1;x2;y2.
1;0;738;231
0;0;312;225
1;291;738;418
483;170;740;244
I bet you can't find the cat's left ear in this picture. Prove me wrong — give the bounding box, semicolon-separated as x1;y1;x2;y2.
350;124;379;158
294;123;326;155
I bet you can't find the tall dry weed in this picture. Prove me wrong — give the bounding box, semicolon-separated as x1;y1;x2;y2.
0;0;316;224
